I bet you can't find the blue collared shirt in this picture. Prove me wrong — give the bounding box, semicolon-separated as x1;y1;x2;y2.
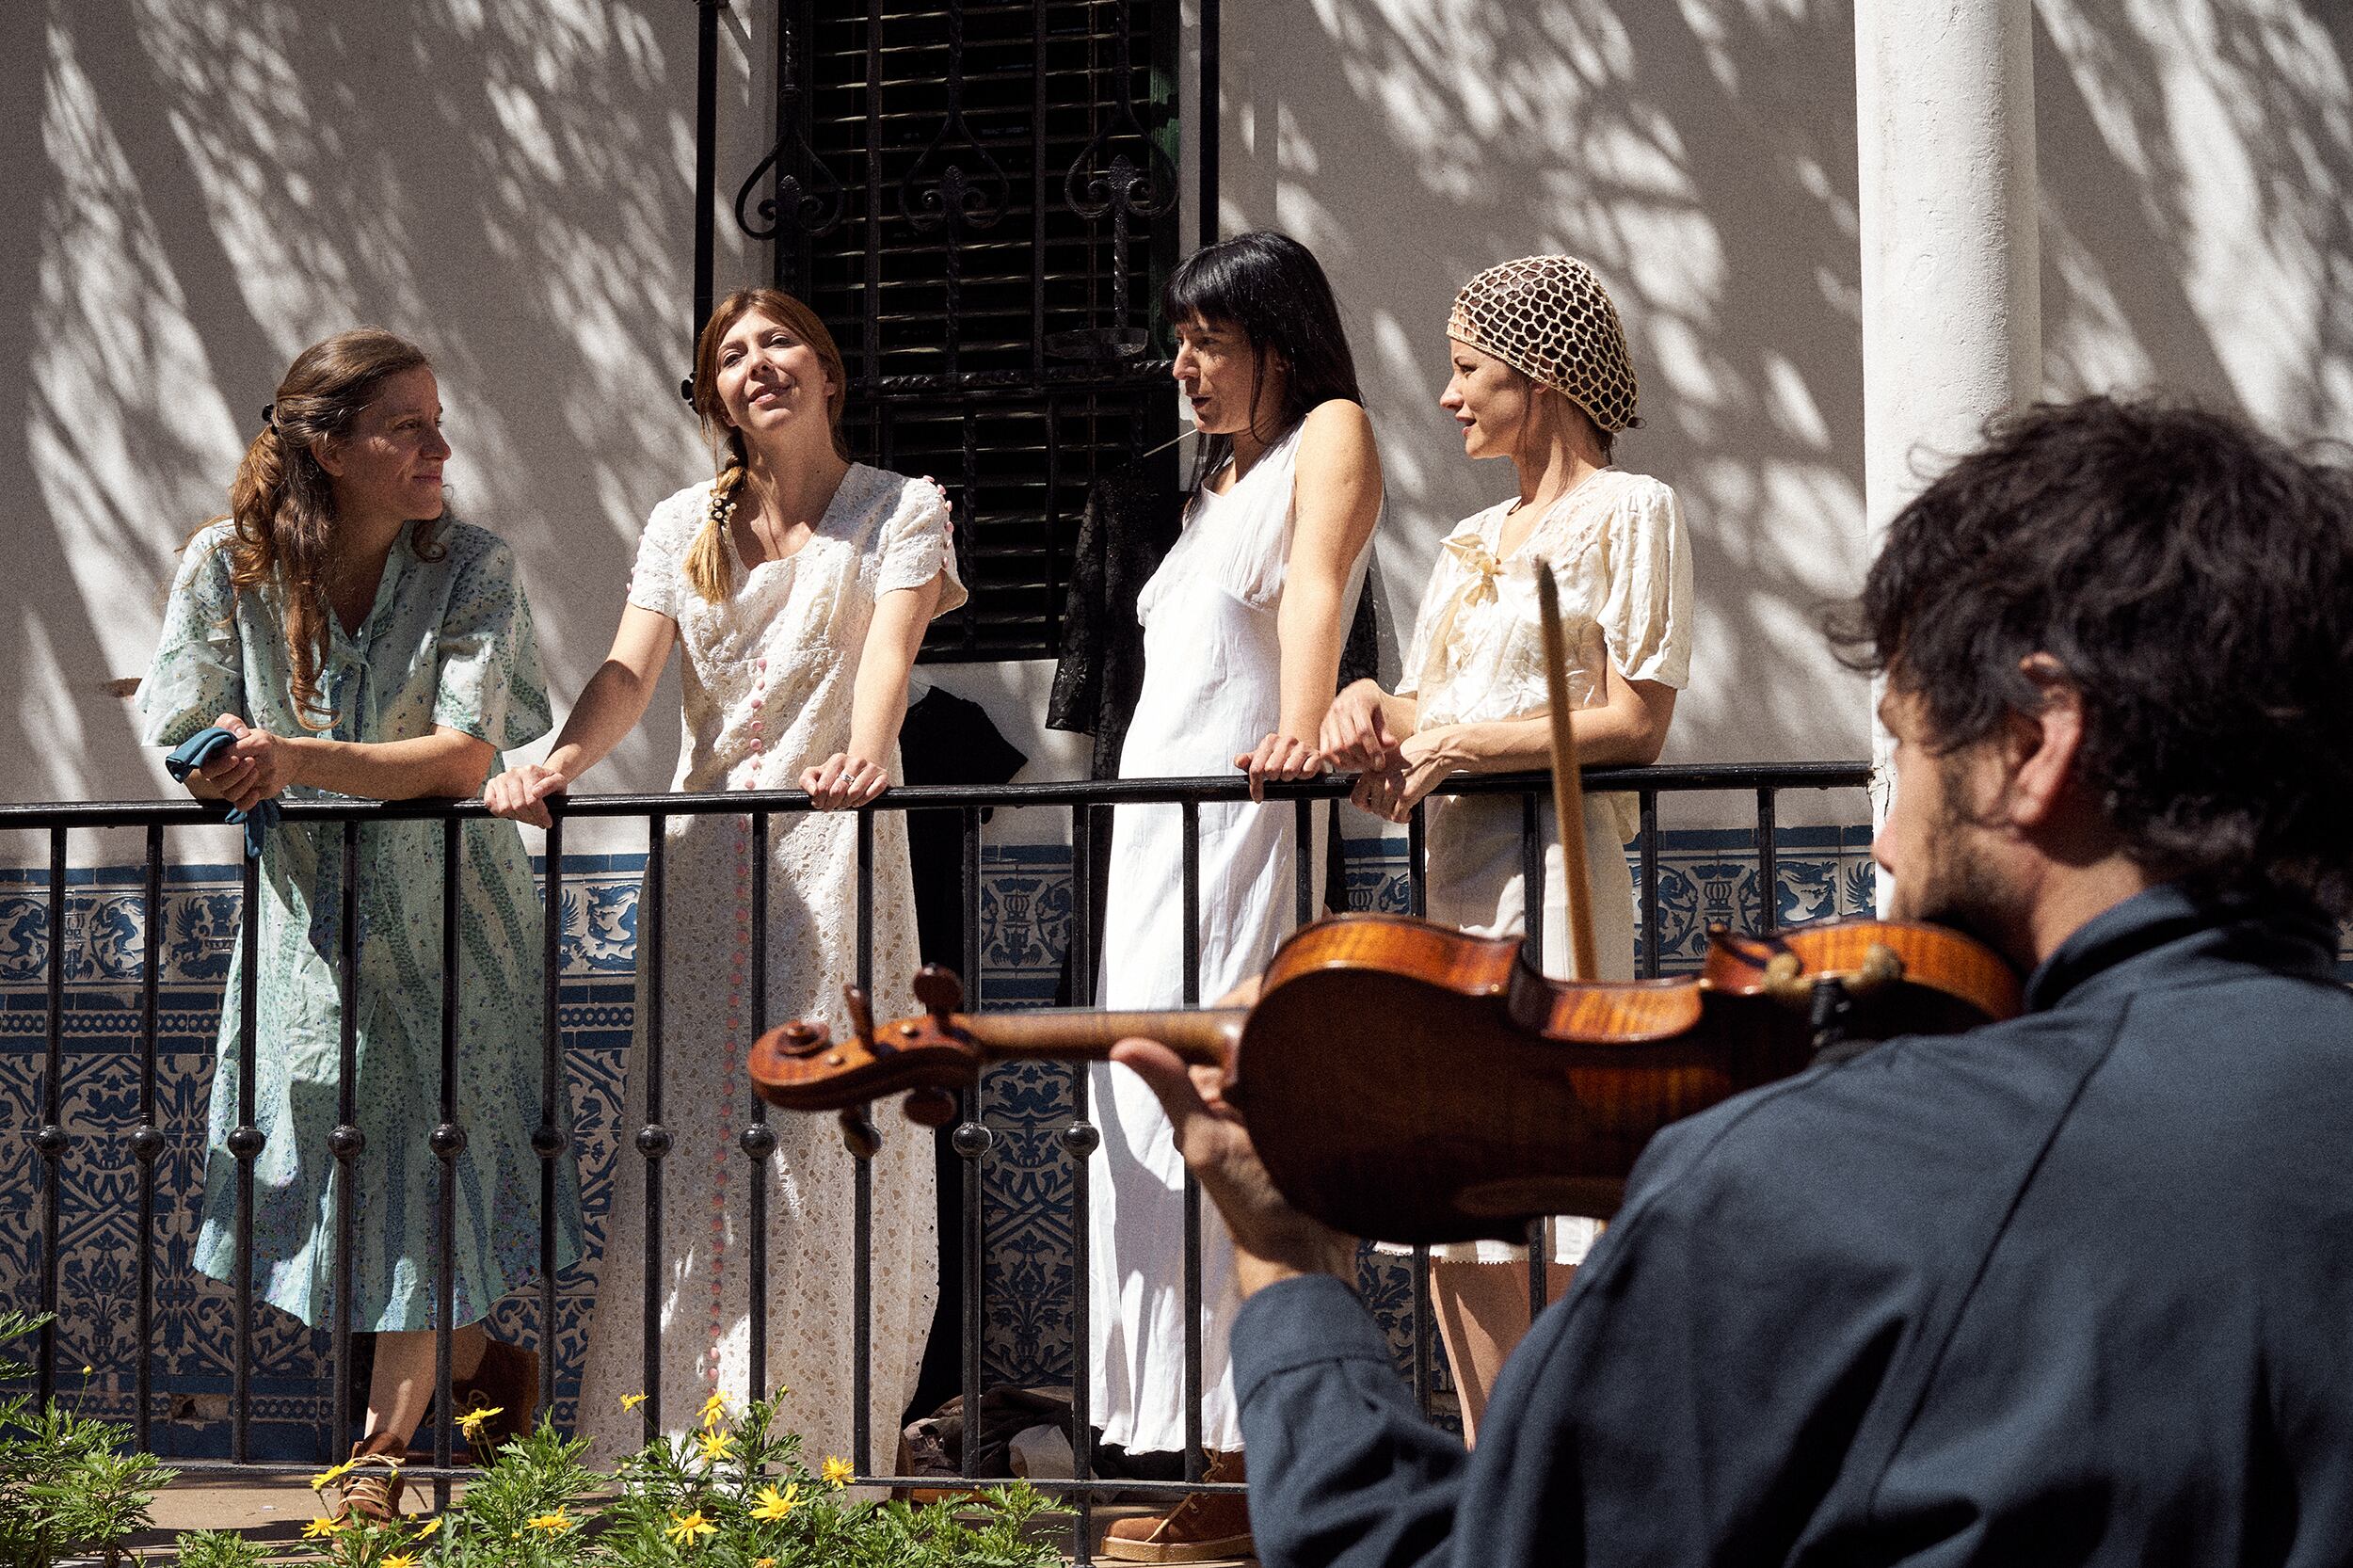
1232;884;2353;1566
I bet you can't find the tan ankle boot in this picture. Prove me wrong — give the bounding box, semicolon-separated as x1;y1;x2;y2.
1100;1449;1252;1563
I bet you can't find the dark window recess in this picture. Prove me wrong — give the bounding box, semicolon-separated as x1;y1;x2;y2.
739;0;1184;661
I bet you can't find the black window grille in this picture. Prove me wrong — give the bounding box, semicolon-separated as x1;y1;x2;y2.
736;0;1184;661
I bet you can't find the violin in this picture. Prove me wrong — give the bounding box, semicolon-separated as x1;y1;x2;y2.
746;910;2021;1244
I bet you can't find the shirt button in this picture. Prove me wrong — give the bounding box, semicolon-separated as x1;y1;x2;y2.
757;658;768;671
750;740;763;753
750;697;761;711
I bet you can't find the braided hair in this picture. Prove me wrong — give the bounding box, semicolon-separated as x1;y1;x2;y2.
682;288;852;602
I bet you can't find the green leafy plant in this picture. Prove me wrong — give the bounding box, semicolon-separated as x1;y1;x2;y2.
278;1388;1068;1568
0;1310;175;1568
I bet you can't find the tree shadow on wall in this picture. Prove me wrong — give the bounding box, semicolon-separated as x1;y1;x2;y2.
1238;0;1870;768
5;0;709;808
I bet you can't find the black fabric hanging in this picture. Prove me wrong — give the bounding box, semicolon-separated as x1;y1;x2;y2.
895;685;1027;1431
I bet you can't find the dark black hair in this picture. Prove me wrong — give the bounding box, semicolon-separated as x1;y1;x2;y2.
1163;231;1363;488
1828;394;2353;918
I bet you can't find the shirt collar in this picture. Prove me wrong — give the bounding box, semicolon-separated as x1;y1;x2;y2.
2023;880;2341;1012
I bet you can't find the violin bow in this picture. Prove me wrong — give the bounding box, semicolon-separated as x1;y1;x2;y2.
1534;561;1601;982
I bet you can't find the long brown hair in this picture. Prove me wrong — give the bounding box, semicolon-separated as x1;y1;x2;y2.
214;328;443;729
682;288;852;602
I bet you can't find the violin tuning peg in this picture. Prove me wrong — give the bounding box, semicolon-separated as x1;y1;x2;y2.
911;965;965;1019
839;1106;881;1160
842;984;875;1046
904;1087;959;1128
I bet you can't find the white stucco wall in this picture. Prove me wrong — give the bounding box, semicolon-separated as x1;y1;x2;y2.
5;1;2349;851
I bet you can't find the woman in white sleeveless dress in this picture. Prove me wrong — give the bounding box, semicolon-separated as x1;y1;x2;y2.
487;289;958;1470
1324;256;1693;1445
1091;232;1383;1562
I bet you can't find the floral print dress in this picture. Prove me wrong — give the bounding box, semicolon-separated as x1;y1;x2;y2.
139;519;582;1332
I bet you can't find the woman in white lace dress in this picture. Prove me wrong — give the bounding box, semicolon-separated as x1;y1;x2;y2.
487;289;961;1471
1322;256;1693;1445
1091;232;1383;1562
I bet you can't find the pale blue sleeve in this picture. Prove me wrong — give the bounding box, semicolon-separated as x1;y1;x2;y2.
431;533;552;751
138;531;247;748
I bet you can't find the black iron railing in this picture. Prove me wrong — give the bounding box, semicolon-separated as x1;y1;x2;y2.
5;760;1867;1556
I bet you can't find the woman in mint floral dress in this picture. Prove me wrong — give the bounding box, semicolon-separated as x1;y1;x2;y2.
139;328;580;1518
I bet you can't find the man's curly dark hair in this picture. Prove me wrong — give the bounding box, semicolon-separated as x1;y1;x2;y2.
1829;394;2353;920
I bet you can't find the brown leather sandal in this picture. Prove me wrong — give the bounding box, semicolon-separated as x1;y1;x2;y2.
327;1430;407;1524
1099;1450;1253;1563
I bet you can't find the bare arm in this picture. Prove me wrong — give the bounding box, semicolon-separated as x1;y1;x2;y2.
195;712;495;810
484;603;678;827
1237;400;1385;799
802;568;948;809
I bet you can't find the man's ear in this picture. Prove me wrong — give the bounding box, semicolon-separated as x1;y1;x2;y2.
2001;653;2085;829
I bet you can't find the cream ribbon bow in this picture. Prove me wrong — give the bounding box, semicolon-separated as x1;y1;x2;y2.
1416;534;1505;700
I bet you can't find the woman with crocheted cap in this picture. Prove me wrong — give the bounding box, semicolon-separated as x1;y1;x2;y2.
486;289;960;1472
1321;254;1693;1444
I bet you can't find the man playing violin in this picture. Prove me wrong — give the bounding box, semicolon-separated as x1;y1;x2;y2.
1112;394;2353;1567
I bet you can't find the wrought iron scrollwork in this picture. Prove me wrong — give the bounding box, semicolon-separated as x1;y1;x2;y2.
896;2;1010;233
734;8;845;245
1051;0;1176;359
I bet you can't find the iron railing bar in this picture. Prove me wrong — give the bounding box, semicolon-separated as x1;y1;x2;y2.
232;849;259;1464
38;827;66;1405
1293;797;1313;926
853;807;875;1476
1519;792;1545;961
1066;798;1096;1566
331;822;360;1464
1640;791;1661;979
1757;787;1779;932
1179;798;1203;1480
1199;0;1219;249
538;813;567;1416
958;805;987;1480
640;813;669;1444
0;762;1874;826
433;817;460;1504
744;811;773;1400
136;824;163;1448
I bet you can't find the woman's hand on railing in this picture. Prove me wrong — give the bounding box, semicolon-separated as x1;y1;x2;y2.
801;751;890;810
206;715;293;814
1233;731;1327;803
1348;729;1457;824
485;761;569;828
1320;679;1402;772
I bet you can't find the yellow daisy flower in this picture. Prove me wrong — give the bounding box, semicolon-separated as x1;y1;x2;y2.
455;1404;504;1441
382;1555;417;1568
665;1511;715;1546
750;1482;800;1522
302;1517;343;1540
698;1390;730;1430
755;1559;777;1568
414;1515;447;1539
696;1430;735;1464
821;1455;855;1488
620;1391;648;1411
526;1510;574;1534
310;1458;358;1491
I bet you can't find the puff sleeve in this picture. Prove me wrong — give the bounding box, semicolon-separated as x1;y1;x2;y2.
431;533;553;752
1597;480;1694;690
138;526;247;748
627;488;700;621
877;475;969;617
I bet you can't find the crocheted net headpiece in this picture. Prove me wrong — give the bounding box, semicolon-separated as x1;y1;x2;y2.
1447;255;1640;433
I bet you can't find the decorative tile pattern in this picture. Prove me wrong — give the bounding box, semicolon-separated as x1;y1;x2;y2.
16;826;2341;1460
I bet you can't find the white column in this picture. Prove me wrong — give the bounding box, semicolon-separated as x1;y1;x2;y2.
1855;0;2041;895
